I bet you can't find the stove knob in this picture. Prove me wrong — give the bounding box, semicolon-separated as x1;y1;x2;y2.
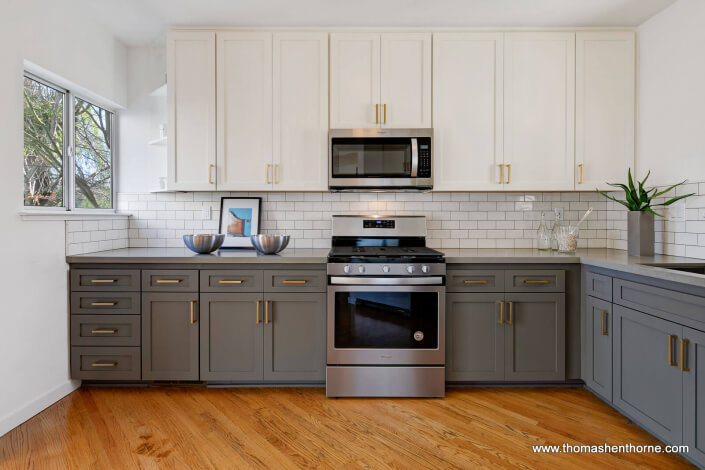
407;265;415;274
358;265;365;273
422;265;430;274
343;265;350;274
382;265;391;273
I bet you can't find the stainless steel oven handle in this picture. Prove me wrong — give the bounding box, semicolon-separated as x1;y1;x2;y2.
410;138;418;177
330;276;443;286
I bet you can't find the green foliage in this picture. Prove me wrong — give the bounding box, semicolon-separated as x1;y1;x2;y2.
597;169;695;217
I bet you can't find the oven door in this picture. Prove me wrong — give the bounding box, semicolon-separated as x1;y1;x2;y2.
327;283;445;365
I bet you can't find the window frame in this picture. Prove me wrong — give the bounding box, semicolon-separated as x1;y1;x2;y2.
23;71;117;214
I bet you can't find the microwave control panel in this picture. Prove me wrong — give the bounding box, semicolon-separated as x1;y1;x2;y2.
417;138;432;177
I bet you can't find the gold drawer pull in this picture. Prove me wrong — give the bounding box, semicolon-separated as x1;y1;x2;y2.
91;279;116;284
91;302;117;307
601;311;609;336
190;301;197;324
497;301;504;324
507;301;514;325
464;280;488;284
668;335;678;366
219;280;244;284
156;279;182;284
283;280;307;284
524;280;550;285
91;361;117;368
256;300;261;325
681;339;690;372
91;328;118;334
265;300;270;324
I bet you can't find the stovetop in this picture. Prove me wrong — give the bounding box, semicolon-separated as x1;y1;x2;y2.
327;245;445;263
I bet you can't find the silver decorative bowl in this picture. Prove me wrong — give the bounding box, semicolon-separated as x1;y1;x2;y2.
183;234;225;254
250;234;290;255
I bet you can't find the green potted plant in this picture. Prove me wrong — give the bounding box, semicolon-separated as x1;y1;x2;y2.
597;169;694;257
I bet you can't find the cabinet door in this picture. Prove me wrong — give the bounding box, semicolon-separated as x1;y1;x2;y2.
613;305;683;444
433;33;503;191
576;32;635;190
446;293;505;381
329;33;380;129
380;33;432;128
216;32;273;190
200;293;263;381
505;293;565;381
684;327;705;467
583;296;612;401
504;33;575;191
272;32;328;191
142;293;199;380
264;293;326;382
167;31;216;190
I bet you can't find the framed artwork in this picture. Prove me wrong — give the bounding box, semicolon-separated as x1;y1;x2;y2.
218;197;262;249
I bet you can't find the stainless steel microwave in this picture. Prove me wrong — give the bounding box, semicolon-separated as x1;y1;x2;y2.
329;128;433;191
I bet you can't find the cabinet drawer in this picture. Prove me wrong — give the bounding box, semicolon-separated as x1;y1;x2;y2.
585;271;612;302
142;270;198;292
200;270;263;293
614;278;705;325
71;315;140;346
505;270;565;292
264;270;326;292
71;347;141;380
71;269;140;291
70;292;140;315
447;270;504;292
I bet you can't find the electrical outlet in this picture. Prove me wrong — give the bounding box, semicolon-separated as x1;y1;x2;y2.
201;206;211;220
667;201;686;222
554;207;564;220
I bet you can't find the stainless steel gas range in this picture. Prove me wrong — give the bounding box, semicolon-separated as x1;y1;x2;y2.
326;215;446;398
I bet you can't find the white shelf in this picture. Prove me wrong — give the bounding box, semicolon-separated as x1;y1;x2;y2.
150;84;167;97
149;137;167;146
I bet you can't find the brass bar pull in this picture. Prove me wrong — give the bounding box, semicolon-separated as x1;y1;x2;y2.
91;361;117;368
91;302;117;307
90;279;116;284
383;104;387;124
506;164;511;184
265;300;269;324
156;279;181;284
464;280;488;285
507;301;514;325
283;280;307;284
524;280;550;284
91;328;118;334
578;163;584;184
668;335;678;366
498;301;504;325
601;311;609;336
208;164;215;184
499;164;504;184
375;104;379;124
274;164;279;184
218;280;243;284
680;339;690;372
256;300;260;325
190;300;196;324
266;163;271;184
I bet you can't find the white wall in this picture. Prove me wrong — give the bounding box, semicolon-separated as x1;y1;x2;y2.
637;0;705;185
0;0;127;436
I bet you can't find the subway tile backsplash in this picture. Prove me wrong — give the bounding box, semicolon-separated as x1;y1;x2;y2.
65;218;129;255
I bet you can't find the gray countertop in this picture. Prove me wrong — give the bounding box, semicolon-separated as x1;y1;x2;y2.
67;247;705;289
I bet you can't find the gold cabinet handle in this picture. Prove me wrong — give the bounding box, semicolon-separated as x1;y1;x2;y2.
680;339;690;372
274;164;279;184
375;104;379;124
218;280;243;284
524;280;550;285
497;301;504;325
91;361;117;368
256;300;261;325
668;335;678;366
464;280;488;284
91;328;118;334
156;279;181;284
383;104;387;124
507;301;514;325
266;163;271;184
601;310;609;336
90;279;116;284
506;164;511;184
578;163;584;184
190;300;196;324
283;280;307;284
91;302;117;307
264;300;269;324
208;163;215;184
498;164;504;184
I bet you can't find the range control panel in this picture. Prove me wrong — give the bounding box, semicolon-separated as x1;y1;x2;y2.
363;219;395;229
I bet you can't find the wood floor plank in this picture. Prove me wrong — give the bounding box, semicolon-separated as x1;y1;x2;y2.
0;387;694;469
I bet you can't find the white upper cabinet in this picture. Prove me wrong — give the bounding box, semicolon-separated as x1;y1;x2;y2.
380;33;432;128
433;33;503;191
272;32;329;191
167;31;216;190
576;32;635;191
504;32;576;191
330;33;431;129
330;33;380;129
216;32;273;191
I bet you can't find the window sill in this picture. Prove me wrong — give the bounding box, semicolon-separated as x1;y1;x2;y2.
19;210;130;221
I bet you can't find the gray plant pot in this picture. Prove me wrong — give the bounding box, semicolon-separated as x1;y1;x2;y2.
627;211;655;257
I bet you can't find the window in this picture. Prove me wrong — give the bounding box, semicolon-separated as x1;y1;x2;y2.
23;73;115;210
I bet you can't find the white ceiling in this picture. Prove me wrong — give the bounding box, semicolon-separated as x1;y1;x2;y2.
79;0;677;46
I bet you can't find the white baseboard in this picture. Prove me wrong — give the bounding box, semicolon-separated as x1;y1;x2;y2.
0;380;80;438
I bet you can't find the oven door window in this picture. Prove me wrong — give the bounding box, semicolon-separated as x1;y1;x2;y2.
334;291;438;349
331;138;412;178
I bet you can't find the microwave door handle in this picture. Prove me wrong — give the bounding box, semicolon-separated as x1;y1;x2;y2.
410;138;418;177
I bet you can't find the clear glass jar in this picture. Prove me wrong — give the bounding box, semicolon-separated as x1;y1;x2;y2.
556;225;580;253
550;213;563;251
536;212;551;250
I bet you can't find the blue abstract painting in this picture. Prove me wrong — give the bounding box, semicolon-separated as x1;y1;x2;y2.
227;208;253;237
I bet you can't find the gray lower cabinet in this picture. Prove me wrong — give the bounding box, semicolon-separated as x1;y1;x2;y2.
505;293;565;381
446;293;505;381
684;326;705;466
142;293;199;381
613;305;683;445
584;295;612;401
264;293;326;382
200;293;264;381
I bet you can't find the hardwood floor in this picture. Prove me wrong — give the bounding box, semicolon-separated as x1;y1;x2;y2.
0;387;693;469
